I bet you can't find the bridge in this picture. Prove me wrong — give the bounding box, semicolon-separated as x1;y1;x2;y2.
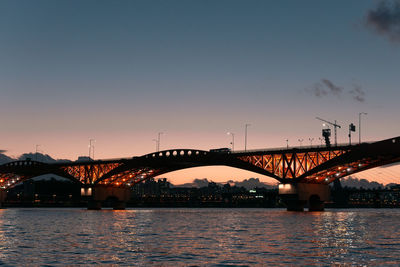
0;136;399;210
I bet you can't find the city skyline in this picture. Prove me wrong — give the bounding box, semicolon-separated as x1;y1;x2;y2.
1;0;400;184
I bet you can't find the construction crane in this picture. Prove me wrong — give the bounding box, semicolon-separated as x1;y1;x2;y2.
316;117;341;146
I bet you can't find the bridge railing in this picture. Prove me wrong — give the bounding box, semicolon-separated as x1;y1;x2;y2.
231;142;372;154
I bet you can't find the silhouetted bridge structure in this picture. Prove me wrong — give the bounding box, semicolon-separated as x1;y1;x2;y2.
1;136;399;210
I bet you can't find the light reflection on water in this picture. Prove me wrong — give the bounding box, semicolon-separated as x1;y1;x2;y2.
0;208;400;265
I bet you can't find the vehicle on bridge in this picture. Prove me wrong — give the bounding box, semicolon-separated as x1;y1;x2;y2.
209;148;231;153
0;136;399;211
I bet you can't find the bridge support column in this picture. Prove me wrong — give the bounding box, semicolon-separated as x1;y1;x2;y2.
279;183;330;211
0;190;6;208
84;186;131;210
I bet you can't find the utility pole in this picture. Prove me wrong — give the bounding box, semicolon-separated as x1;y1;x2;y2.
316;117;341;146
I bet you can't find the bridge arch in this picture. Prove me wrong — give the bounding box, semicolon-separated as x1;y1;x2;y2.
0;136;399;189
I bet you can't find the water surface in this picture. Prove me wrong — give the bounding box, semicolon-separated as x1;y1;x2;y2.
0;208;400;266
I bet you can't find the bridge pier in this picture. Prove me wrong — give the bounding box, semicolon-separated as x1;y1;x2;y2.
0;190;6;208
83;186;131;210
279;183;330;211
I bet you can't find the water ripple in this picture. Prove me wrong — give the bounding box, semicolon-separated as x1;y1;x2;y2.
0;208;400;265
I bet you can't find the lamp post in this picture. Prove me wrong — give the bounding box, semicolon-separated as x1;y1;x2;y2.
152;139;158;152
318;137;324;146
359;112;367;144
298;138;304;147
157;132;163;152
89;139;95;159
227;132;235;151
309;138;314;146
35;144;40;161
286;139;289;149
244;123;251;151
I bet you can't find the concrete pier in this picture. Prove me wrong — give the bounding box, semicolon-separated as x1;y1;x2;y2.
0;190;7;208
83;186;131;210
279;183;330;211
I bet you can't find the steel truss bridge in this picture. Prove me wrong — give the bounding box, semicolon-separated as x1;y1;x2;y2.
0;136;399;190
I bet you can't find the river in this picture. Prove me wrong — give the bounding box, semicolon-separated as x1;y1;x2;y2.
0;208;399;266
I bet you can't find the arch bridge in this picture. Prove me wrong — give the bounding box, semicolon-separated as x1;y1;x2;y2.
1;136;399;210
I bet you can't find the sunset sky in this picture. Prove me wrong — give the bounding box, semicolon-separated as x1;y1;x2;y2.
1;0;400;185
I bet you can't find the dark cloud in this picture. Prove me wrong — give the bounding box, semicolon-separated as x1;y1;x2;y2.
349;84;366;102
305;80;366;103
306;79;343;98
366;0;400;42
307;83;328;98
321;79;343;96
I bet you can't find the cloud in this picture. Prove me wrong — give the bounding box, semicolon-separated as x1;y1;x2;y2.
307;83;328;98
305;79;366;103
349;84;366;102
321;79;343;96
366;0;400;42
306;79;343;98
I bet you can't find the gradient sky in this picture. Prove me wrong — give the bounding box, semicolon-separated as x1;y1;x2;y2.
1;0;400;185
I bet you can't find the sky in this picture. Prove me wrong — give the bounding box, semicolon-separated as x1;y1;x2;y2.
1;0;400;185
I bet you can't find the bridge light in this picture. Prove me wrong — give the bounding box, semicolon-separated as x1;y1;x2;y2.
358;163;362;167
347;168;351;172
325;178;329;181
335;173;340;177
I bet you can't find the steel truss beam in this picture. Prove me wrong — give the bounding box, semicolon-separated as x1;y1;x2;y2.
0;137;399;188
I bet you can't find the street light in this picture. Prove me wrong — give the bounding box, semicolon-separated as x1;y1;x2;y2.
35;144;40;161
88;139;95;159
309;138;314;146
318;137;324;146
298;138;304;147
244;123;251;151
157;132;163;152
227;132;235;151
152;139;158;152
359;112;367;144
285;139;289;149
